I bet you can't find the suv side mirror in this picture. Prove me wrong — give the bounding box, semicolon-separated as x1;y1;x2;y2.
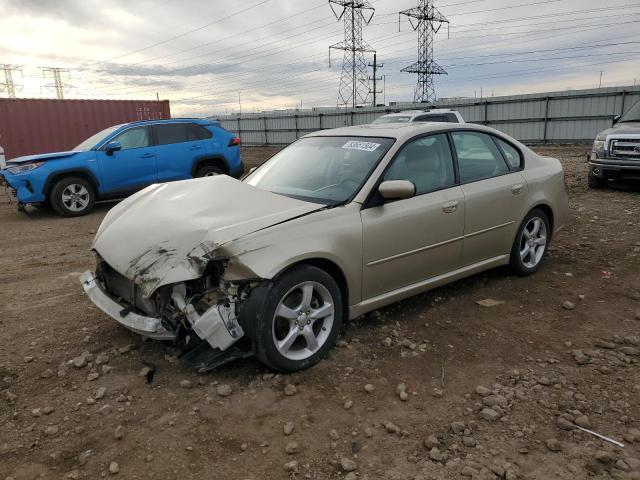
105;141;122;156
378;180;415;200
613;114;621;125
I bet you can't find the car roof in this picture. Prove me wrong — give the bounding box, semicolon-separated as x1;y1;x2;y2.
304;122;498;142
123;118;215;128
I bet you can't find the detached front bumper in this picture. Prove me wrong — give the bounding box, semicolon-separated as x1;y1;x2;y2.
79;271;176;340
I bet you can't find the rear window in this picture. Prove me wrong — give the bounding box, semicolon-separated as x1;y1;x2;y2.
189;124;213;140
154;123;189;145
373;115;412;124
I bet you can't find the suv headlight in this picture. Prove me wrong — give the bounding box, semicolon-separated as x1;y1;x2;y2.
6;162;44;174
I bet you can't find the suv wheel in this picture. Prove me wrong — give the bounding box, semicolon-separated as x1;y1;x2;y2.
509;208;551;276
50;177;96;217
195;165;223;177
588;175;605;189
241;265;343;372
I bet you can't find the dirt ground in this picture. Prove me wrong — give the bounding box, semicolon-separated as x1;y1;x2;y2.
1;145;640;480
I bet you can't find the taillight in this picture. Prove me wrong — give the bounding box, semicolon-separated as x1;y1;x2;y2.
228;137;241;147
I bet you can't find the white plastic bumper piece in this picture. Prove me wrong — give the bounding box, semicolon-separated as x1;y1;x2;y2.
79;271;175;341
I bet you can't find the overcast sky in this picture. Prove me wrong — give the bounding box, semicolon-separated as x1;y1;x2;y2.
1;0;639;116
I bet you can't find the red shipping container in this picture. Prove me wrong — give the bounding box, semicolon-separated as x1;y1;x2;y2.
0;98;171;160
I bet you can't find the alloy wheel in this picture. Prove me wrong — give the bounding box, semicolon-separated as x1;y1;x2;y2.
272;281;335;361
519;216;547;268
61;184;90;212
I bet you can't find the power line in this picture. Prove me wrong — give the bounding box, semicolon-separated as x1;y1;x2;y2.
81;0;274;68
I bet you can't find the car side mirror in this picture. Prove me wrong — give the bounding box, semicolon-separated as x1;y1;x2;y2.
613;114;621;125
105;141;122;156
378;180;415;201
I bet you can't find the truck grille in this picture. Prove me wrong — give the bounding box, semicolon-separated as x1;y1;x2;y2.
610;138;640;160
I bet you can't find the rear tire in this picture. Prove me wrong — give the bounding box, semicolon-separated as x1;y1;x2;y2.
50;177;95;217
241;265;343;372
195;165;223;177
509;208;551;276
588;175;605;189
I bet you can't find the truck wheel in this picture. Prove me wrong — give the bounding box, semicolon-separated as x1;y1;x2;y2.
50;177;96;217
588;175;605;189
241;265;343;372
195;165;223;177
509;208;551;276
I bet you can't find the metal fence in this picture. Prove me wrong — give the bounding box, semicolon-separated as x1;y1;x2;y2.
212;85;640;146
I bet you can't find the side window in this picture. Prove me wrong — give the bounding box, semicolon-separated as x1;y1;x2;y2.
415;115;448;123
452;131;510;183
112;127;150;150
446;113;459;123
188;124;213;140
383;133;455;195
155;123;189;145
494;137;522;170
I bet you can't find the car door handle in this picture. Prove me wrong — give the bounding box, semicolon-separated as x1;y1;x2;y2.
442;200;459;213
140;153;155;159
190;145;202;150
511;183;524;195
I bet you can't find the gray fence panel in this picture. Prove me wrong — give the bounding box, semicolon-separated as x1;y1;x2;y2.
210;85;640;145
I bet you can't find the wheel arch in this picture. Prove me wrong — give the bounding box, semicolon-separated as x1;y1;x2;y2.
191;155;230;177
43;169;100;199
529;202;555;238
273;257;350;319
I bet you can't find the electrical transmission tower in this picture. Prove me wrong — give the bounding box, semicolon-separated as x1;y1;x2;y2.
329;0;376;108
0;64;22;98
40;67;74;99
399;0;449;103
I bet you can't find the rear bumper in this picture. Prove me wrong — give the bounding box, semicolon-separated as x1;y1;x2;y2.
79;271;175;340
230;159;245;179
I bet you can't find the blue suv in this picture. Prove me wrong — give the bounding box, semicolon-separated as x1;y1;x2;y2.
1;118;243;216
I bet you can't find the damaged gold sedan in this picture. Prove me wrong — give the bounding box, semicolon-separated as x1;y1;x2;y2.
80;123;568;372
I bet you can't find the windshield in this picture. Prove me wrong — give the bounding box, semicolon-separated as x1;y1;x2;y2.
244;136;395;204
74;125;122;151
373;115;412;124
619;99;640;123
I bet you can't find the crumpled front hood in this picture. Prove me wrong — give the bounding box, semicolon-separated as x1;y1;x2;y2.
8;151;81;164
93;176;323;296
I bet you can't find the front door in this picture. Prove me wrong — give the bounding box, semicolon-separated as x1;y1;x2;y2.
451;131;529;266
361;133;465;300
96;126;157;193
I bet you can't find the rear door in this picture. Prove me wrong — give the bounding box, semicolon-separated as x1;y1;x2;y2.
451;131;528;266
153;122;212;181
96;126;157;193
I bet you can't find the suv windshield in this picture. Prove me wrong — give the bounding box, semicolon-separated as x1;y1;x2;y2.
244;136;394;204
619;100;640;123
74;125;122;151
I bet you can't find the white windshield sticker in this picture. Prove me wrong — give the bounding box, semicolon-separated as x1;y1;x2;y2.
342;140;381;152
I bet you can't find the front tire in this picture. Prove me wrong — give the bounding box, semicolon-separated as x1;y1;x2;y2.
50;177;95;217
241;265;343;372
588;174;605;189
509;208;551;276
